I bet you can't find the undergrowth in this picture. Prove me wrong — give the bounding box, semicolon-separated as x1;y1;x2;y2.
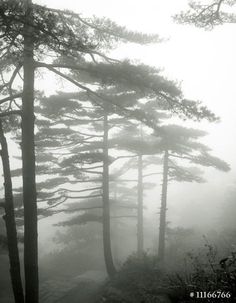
98;244;236;303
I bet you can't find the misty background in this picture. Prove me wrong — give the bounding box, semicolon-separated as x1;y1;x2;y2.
29;0;236;254
1;1;236;303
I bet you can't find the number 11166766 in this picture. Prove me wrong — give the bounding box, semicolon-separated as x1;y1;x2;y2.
190;291;231;299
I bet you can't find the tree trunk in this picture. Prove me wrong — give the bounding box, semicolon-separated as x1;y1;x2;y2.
102;114;116;277
22;1;38;302
137;154;144;257
0;120;25;303
158;150;169;261
112;182;119;265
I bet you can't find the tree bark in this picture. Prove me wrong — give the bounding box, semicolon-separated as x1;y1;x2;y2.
22;1;38;302
137;154;144;257
102;113;116;277
0;120;25;303
158;150;169;261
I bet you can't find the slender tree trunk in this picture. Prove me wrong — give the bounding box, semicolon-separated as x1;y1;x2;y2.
102;114;116;277
158;150;169;261
22;1;38;302
0;120;25;303
137;154;144;257
112;182;119;265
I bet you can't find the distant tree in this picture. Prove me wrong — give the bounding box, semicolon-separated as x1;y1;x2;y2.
112;121;230;262
110;108;164;258
109;129;146;257
155;125;230;261
220;185;236;230
113;154;160;258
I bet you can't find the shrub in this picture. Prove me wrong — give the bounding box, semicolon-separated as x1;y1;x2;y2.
98;253;171;303
98;244;236;303
166;241;236;302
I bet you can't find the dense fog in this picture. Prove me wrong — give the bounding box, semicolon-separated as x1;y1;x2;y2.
0;1;236;303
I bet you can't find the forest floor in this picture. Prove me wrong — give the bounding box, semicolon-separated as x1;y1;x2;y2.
39;270;106;303
39;270;172;303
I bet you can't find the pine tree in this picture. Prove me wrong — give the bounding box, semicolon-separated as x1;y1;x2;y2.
0;1;165;298
175;0;236;29
35;93;118;276
109;100;168;257
0;2;221;296
156;125;230;261
0;119;24;303
34;90;160;274
112;120;230;262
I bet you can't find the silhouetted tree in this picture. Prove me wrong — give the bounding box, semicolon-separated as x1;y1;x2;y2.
111;115;163;257
0;119;24;303
156;125;230;261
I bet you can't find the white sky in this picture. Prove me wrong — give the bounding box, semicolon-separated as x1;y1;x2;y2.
31;0;236;245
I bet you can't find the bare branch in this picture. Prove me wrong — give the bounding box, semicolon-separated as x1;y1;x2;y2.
0;93;22;105
9;64;23;90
